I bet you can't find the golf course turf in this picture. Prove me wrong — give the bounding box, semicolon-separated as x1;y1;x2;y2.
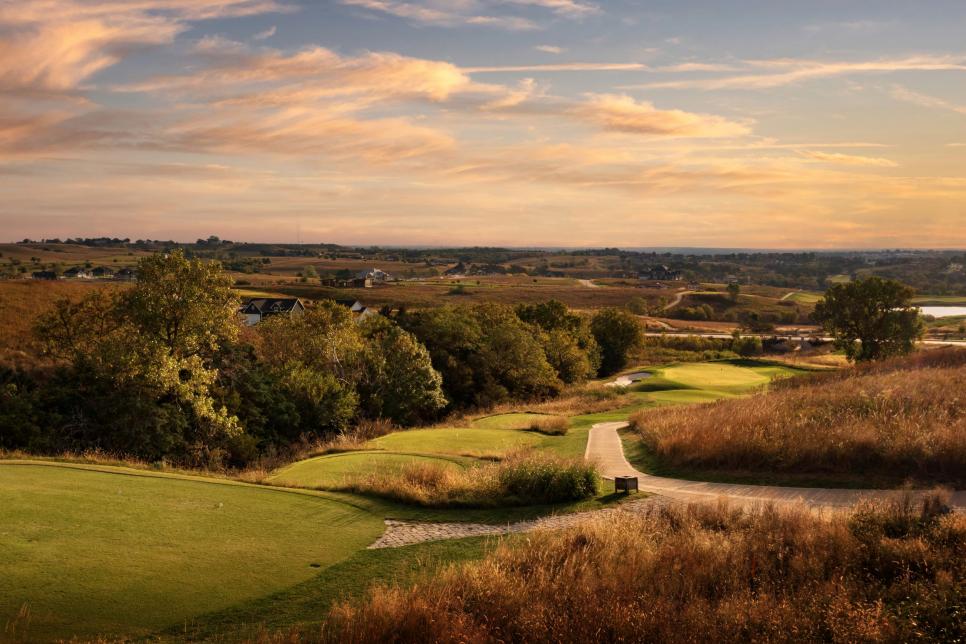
0;462;382;641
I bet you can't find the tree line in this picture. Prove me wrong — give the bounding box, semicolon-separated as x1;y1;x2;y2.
0;252;641;467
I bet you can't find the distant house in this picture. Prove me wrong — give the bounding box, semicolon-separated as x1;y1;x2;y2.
443;262;466;277
239;298;305;326
641;265;683;281
32;271;58;280
116;267;137;281
336;299;381;324
63;267;92;279
356;268;392;283
91;266;115;278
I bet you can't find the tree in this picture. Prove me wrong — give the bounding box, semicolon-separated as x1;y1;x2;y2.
33;251;242;463
359;318;446;425
813;277;923;362
727;282;740;303
591;308;643;376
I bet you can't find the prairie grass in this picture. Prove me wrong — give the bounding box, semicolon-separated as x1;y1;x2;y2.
629;348;966;485
330;450;600;508
313;494;963;643
528;415;570;435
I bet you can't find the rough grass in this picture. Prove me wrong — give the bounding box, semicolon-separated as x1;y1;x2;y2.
330;450;600;508
630;349;966;486
315;495;963;644
528;415;570;435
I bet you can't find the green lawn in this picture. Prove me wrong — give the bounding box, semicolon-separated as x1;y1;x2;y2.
267;451;473;488
471;412;555;429
785;291;822;304
0;462;383;642
366;426;543;456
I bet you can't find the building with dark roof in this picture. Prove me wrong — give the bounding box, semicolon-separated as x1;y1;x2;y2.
240;298;306;325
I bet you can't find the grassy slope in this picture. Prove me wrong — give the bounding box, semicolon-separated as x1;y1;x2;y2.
0;462;382;641
267;451;473;488
366;426;543;456
170;536;495;642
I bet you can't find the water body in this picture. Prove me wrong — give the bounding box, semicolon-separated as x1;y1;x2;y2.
920;306;966;318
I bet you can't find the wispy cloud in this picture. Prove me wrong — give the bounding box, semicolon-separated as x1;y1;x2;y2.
534;44;564;54
799;150;898;168
622;56;966;91
253;25;276;40
573;94;750;138
464;62;647;73
340;0;597;30
889;84;966;115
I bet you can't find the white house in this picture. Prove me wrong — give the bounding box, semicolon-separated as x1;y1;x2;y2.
239;298;306;326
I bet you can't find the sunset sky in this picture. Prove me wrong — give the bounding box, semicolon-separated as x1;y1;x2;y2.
2;0;965;248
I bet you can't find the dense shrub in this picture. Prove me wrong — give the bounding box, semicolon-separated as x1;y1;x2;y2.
330;450;600;508
320;495;963;643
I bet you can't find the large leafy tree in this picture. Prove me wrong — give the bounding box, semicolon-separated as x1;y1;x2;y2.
813;277;923;362
359;317;446;426
516;300;601;382
591;308;643;376
34;251;242;462
257;301;364;436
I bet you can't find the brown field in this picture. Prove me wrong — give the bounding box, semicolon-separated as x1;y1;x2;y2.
316;495;963;643
0;242;147;267
0;281;126;367
252;275;674;310
629;348;966;486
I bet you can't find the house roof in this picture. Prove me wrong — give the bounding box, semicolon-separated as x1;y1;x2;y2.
241;298;304;315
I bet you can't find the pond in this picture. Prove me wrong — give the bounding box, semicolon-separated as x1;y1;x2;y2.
920;306;966;318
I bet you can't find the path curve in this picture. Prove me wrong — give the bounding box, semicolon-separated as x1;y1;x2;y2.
577;279;600;289
661;289;693;311
586;422;966;510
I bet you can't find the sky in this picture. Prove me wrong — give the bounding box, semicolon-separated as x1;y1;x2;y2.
1;0;965;248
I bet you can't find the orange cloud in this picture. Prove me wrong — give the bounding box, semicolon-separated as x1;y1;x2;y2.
798;150;898;168
574;94;750;138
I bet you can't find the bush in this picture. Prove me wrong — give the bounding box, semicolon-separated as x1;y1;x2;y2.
330;450;600;508
528;415;569;435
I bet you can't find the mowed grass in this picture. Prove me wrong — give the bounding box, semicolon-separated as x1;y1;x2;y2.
471;412;555;429
366;427;543;456
267;451;472;488
0;463;382;641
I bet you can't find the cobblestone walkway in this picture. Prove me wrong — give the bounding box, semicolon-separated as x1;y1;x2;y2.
368;495;669;549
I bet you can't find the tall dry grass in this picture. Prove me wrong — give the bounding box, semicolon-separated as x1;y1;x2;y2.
280;494;964;643
330;450;599;508
630;349;966;485
528;415;569;435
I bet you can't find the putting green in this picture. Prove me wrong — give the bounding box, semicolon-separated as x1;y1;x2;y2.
0;463;382;641
268;451;471;488
367;427;542;455
659;362;773;392
471;412;554;430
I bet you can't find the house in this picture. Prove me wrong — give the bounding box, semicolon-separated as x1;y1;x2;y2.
356;268;392;283
63;267;92;279
641;265;683;281
239;298;306;326
116;267;137;281
91;266;115;278
32;271;58;280
336;299;381;323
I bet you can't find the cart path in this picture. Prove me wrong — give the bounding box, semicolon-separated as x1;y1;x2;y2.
586;421;966;510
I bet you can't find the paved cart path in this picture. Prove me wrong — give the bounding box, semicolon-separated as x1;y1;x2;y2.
585;421;966;510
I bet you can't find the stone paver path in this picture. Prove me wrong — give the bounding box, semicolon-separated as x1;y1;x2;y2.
586;421;966;510
369;495;669;549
